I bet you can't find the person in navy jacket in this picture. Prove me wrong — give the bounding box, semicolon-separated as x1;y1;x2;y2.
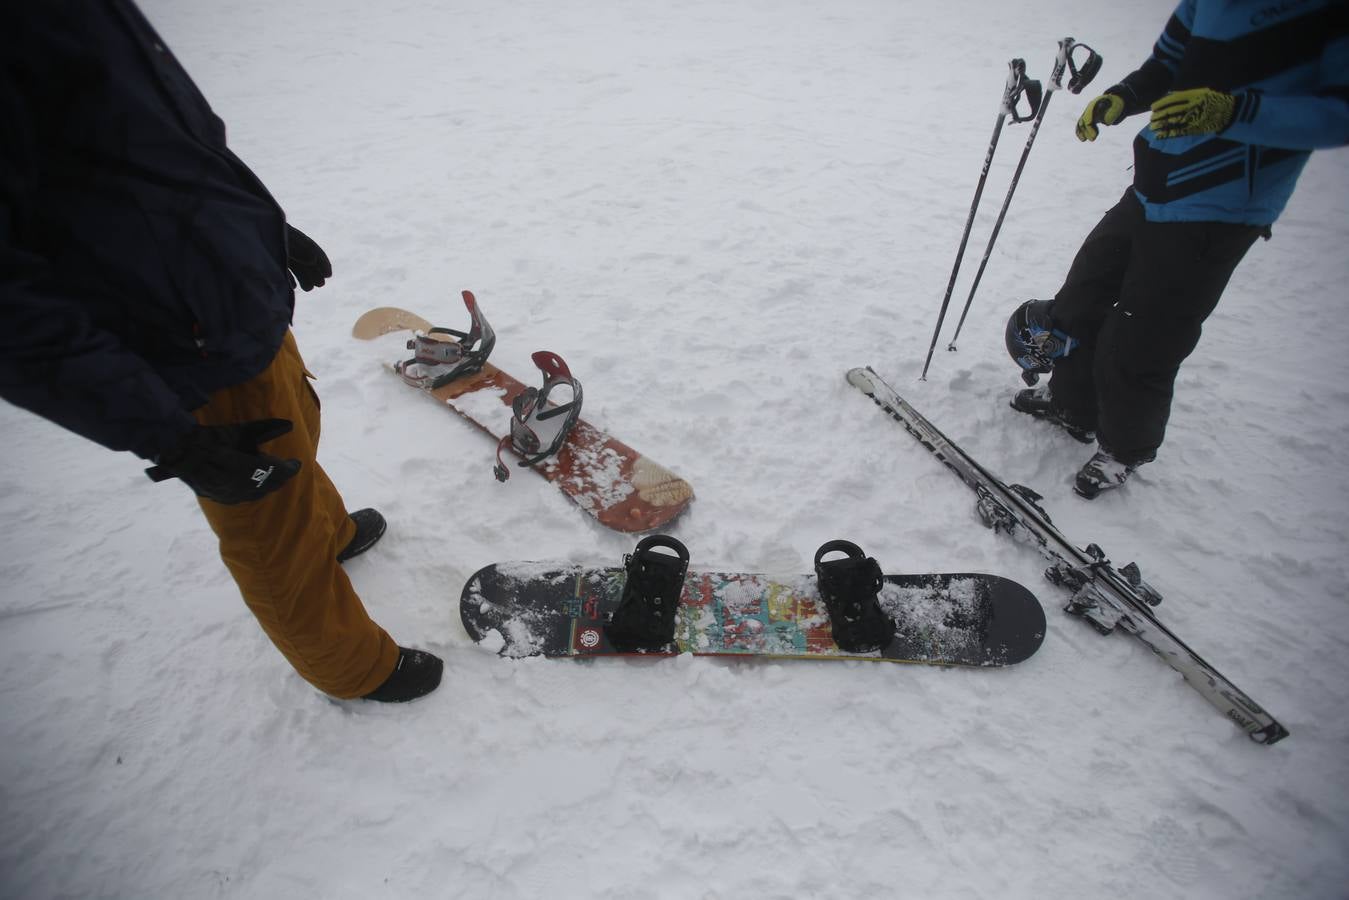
0;1;441;701
1006;0;1349;498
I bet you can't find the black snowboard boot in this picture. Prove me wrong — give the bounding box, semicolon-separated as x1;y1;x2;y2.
605;535;690;652
337;508;387;562
814;540;896;653
362;647;443;703
1010;384;1096;444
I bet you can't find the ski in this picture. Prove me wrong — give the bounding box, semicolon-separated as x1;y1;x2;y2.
846;366;1289;745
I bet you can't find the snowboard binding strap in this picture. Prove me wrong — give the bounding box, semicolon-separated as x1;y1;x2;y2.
605;535;690;652
494;351;583;482
396;290;496;389
814;540;896;653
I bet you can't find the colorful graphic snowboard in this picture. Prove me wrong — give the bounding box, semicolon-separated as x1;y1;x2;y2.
461;562;1046;666
353;301;694;533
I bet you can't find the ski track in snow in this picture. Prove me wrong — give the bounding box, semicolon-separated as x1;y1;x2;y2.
3;1;1349;898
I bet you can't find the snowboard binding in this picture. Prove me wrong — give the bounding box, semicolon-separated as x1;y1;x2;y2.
814;540;896;653
605;534;690;652
396;290;496;389
494;351;583;482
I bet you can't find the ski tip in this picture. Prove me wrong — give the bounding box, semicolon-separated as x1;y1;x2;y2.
845;366;880;393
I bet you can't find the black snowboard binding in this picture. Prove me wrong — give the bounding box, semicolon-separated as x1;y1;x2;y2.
604;535;690;652
814;540;896;653
396;290;496;389
494;351;583;482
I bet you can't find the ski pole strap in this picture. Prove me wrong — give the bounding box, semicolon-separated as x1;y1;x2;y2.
493;350;583;481
1048;37;1103;95
1001;58;1043;124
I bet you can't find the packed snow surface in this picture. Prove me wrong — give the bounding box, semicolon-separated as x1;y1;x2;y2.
3;1;1347;898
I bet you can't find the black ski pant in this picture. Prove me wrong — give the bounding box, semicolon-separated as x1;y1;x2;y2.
1046;190;1264;465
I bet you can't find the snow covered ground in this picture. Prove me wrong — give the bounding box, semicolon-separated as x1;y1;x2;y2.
3;1;1348;897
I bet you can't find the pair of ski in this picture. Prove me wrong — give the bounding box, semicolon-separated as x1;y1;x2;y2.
846;367;1289;745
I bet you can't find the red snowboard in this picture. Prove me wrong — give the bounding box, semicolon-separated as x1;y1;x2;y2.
353;295;694;533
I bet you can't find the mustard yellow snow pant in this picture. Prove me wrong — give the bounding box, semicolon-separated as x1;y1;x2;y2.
193;331;399;698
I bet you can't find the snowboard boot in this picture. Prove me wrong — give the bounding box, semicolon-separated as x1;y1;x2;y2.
604;535;690;652
362;647;443;702
1010;384;1096;444
1074;449;1151;499
337;508;387;562
814;540;896;653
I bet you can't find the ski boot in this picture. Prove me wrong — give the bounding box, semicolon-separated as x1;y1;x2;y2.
395;290;496;389
1074;449;1151;499
494;351;583;481
1010;383;1095;444
814;540;896;653
604;535;690;652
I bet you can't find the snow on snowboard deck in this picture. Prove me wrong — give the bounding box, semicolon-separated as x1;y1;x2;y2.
461;563;1046;666
352;305;693;533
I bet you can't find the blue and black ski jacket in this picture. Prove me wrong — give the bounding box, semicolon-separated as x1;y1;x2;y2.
1110;0;1349;224
0;1;296;460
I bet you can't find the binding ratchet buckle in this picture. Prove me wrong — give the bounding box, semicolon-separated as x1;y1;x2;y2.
494;351;583;481
396;290;496;389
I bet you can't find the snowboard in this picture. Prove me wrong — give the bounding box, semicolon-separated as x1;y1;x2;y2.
461;562;1046;666
353;301;694;533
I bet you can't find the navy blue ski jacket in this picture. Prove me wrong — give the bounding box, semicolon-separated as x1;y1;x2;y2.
0;1;298;459
1111;0;1349;224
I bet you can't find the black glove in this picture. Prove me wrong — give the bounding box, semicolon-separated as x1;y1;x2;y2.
286;224;332;291
146;419;301;505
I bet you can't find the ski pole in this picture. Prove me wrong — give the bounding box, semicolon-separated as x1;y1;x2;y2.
944;37;1102;354
919;59;1042;381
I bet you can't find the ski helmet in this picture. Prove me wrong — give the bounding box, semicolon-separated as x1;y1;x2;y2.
1005;299;1077;385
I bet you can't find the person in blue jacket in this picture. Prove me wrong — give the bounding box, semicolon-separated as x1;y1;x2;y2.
0;2;441;701
1005;0;1349;498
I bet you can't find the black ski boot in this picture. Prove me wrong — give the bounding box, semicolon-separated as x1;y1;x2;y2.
605;535;690;652
814;540;896;653
1010;384;1096;444
1074;448;1152;499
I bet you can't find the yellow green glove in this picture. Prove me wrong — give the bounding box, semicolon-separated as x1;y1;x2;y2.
1076;93;1125;142
1149;88;1237;138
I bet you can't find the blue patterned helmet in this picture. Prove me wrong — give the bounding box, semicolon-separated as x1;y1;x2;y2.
1005;299;1077;385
